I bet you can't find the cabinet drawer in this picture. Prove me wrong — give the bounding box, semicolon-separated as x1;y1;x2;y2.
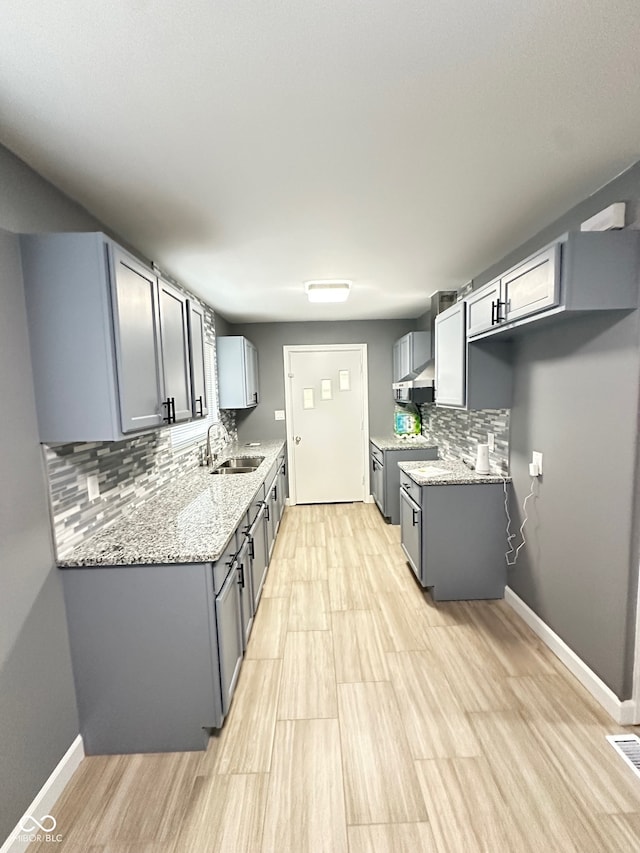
370;444;384;466
400;472;421;504
212;533;238;594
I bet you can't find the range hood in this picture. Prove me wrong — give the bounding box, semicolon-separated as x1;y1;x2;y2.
393;291;457;402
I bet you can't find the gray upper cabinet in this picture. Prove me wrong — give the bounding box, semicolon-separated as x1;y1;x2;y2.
434;301;465;407
467;230;640;340
435;301;512;410
465;277;501;338
187;300;209;418
21;232;165;442
110;246;166;433
20;231;206;442
501;244;560;324
157;279;192;423
217;336;260;409
392;331;430;381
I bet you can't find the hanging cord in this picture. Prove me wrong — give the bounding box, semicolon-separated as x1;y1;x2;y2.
502;476;537;567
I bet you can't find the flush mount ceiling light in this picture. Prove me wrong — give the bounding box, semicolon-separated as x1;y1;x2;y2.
304;280;352;303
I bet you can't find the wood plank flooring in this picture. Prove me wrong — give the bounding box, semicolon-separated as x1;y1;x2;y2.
28;502;640;852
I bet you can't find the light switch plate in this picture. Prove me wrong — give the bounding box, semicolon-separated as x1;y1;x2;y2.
532;451;543;476
274;410;285;421
87;474;100;501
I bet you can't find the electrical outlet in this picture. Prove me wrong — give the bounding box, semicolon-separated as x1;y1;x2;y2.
532;451;543;476
274;410;285;421
87;474;100;501
487;432;495;451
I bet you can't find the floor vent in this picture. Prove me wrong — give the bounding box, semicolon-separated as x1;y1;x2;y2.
607;734;640;779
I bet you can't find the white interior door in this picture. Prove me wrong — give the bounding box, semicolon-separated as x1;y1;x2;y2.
284;345;368;504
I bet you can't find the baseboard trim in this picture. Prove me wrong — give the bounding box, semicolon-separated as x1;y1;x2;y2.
1;735;84;853
505;587;637;725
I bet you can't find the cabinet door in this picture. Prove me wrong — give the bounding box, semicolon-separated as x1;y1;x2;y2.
264;481;276;558
466;278;502;337
249;506;269;608
110;248;164;433
400;487;422;583
244;339;259;406
502;244;560;323
371;454;385;514
276;458;287;523
158;280;192;423
399;335;411;378
392;340;402;382
187;301;209;418
268;478;279;544
236;540;254;649
435;302;466;407
215;566;243;716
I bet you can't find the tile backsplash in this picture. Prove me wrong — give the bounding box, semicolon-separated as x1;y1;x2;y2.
419;404;510;474
45;296;237;556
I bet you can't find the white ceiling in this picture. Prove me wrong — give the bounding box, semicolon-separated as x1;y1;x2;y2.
1;1;640;322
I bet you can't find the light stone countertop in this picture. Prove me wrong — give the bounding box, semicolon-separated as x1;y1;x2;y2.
370;435;438;452
57;439;286;568
398;458;511;486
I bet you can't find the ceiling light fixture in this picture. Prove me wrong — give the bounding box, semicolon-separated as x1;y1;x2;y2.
304;280;352;303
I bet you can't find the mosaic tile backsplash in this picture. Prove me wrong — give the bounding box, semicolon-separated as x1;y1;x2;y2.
45;292;237;556
419;404;510;474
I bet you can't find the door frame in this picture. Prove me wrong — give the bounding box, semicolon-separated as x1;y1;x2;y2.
283;344;370;506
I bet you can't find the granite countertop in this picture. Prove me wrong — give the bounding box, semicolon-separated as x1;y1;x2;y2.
57;439;286;568
398;458;511;486
370;435;438;452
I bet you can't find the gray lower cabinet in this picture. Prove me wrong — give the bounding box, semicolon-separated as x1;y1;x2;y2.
215;560;244;717
265;476;277;557
235;536;254;649
60;449;287;755
62;563;223;754
399;486;421;577
370;441;438;525
399;471;506;601
248;503;269;608
275;455;287;528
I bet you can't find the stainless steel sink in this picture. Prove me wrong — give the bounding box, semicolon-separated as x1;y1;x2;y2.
218;457;264;469
210;456;264;475
211;467;257;475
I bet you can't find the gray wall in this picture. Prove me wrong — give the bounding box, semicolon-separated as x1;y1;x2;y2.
474;160;640;698
0;146;103;843
228;320;415;442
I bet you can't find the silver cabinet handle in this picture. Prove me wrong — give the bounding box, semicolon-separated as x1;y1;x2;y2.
294;436;301;445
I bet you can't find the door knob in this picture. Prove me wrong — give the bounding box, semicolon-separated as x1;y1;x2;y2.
294;436;301;444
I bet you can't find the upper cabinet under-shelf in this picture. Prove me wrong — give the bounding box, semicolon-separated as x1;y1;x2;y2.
466;230;640;340
20;232;209;443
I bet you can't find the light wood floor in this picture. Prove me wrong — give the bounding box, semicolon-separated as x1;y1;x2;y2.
29;503;640;852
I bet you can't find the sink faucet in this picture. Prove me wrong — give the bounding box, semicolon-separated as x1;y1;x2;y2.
205;424;219;467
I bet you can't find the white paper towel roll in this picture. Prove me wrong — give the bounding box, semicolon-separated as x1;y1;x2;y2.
475;443;490;474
